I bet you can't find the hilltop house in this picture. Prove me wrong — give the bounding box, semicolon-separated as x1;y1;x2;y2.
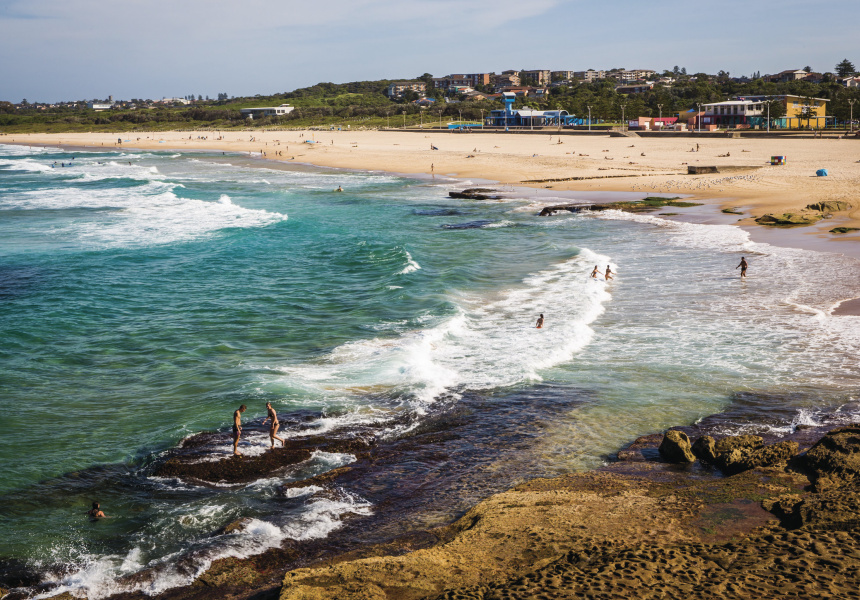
618;69;657;82
763;69;809;83
386;82;427;99
574;70;606;82
239;104;295;119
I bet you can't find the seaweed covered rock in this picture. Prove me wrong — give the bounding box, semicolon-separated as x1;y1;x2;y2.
754;213;822;226
217;517;254;536
154;436;373;484
658;430;696;463
691;435;717;463
804;425;860;491
807;201;852;212
449;188;502;200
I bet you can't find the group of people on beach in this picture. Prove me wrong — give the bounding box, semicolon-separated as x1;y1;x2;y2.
232;402;285;456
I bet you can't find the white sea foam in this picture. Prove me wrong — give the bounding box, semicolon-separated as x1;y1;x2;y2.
399;250;421;274
581;209;860;387
6;182;287;248
270;248;613;410
34;489;371;600
483;219;516;228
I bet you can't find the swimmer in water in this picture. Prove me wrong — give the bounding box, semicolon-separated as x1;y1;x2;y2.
335;186;343;192
590;266;600;279
536;313;544;329
86;501;108;520
261;402;286;448
605;265;613;280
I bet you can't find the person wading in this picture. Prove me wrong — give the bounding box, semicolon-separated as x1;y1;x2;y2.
736;256;748;278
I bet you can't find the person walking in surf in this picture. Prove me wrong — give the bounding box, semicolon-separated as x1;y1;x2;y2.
262;402;286;449
232;405;246;456
736;257;748;278
535;313;544;329
590;266;600;279
605;265;614;280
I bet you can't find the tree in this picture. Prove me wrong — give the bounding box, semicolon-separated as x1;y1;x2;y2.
800;97;817;128
836;59;856;77
803;66;812;73
764;98;785;128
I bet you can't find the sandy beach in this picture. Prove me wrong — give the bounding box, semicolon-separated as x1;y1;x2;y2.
6;129;860;233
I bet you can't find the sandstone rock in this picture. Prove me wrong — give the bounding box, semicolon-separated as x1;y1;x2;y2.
764;483;860;529
761;493;803;519
714;435;763;455
807;200;851;212
658;430;696;463
692;436;717;463
754;213;822;226
716;448;749;474
718;441;799;475
195;557;261;587
804;425;860;491
615;434;663;462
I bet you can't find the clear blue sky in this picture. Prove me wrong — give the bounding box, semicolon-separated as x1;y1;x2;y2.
1;0;858;103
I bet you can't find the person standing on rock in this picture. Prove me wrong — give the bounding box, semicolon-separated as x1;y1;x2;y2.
233;405;247;456
736;257;748;278
262;402;286;449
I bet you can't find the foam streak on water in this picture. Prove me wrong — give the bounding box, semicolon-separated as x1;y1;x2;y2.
272;248;613;414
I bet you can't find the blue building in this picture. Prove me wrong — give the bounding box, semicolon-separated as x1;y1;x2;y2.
487;92;574;128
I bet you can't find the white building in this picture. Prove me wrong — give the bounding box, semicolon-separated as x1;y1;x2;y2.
574;70;606;82
701;99;766;127
88;102;113;111
618;69;657;82
239;104;295;119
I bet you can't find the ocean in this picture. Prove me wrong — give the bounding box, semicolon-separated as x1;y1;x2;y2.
1;143;859;598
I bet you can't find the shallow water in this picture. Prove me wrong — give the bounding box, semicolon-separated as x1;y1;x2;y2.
1;144;858;598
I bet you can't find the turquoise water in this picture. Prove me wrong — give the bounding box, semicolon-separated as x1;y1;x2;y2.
1;144;859;598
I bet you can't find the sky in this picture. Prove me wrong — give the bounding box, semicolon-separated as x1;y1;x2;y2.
1;0;858;103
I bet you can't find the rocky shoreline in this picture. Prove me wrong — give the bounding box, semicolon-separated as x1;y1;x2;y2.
6;417;860;600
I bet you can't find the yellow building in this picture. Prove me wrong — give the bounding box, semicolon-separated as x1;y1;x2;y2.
778;95;828;128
